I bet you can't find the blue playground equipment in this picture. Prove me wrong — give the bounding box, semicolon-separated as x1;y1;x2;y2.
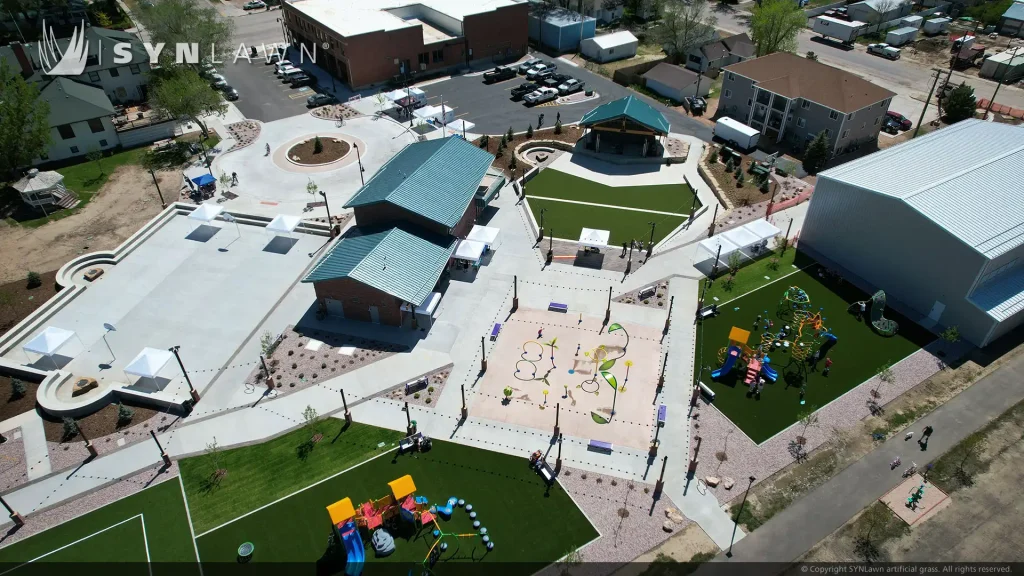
340;521;365;576
711;346;741;379
761;356;778;382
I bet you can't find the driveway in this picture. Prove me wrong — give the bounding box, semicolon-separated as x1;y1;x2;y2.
416;60;713;139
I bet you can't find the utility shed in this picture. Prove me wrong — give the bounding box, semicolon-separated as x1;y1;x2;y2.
580;30;638;63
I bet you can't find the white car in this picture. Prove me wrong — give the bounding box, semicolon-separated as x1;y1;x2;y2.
526;63;554;79
274;60;293;75
243;0;266;9
558;79;584;95
524;87;558;106
867;43;901;60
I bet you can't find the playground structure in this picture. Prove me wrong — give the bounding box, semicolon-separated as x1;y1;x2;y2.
906;484;925;509
326;475;492;574
711;327;778;389
851;290;899;337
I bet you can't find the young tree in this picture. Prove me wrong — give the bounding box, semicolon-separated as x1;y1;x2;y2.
206;436;226;482
303;405;322;439
0;59;51;177
507;126;515;142
526;124;534;138
137;0;235;65
558;546;583;576
554;120;563;135
86;148;104;176
117;403;135;426
260;331;275;355
750;0;807;56
149;68;228;139
219;172;232;189
479;134;490;149
727;250;742;274
657;0;718;64
802;130;830;175
313;135;323;154
943;83;977;123
796;405;819;443
805;51;818;61
872;360;895;397
62;417;79;441
10;378;26;400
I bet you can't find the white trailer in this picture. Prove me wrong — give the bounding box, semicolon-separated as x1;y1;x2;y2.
923;17;951;35
812;16;867;45
714;117;760;151
900;15;923;28
885;26;918;47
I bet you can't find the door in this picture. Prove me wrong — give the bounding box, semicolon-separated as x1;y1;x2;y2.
325;298;344;318
368;306;380;325
926;301;945;326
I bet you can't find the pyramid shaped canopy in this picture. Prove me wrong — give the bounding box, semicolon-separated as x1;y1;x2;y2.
579;228;611;249
124;347;174;379
188;204;224;222
266;214;301;235
23;326;76;356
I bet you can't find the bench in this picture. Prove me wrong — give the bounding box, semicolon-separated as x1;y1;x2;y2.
697;381;716;401
638;285;657;301
698;304;719;319
537;461;555;483
404;378;428;396
657;404;667;427
548;302;568;313
588;439;613;453
490;323;502;341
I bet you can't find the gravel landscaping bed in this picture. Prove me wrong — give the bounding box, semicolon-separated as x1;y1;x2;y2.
0;429;27;492
559;466;686;567
226;120;261;151
613;279;670;310
473;126;584;178
692;345;947;506
380;364;453;409
310;104;361;121
46;412;183;473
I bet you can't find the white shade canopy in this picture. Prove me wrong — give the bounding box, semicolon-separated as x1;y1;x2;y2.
696;235;740;263
385;87;425;102
414;105;454;123
453;239;486;262
400;291;441;315
124;347;174;379
447;118;476;133
742;219;782;242
266;214;301;235
23;326;76;356
466;225;499;245
188;204;224;222
722;225;761;251
579;228;611;249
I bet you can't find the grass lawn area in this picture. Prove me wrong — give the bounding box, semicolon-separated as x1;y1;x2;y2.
701;247;800;305
526;168;699;214
57;147;149;194
0;480;198;574
695;251;935;443
180;421;403;534
528;198;688;246
194;435;597;571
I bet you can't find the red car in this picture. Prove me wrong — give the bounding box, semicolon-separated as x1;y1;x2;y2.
886;111;912;130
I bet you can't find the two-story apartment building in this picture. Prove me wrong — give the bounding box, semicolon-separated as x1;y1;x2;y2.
282;0;528;89
719;52;895;156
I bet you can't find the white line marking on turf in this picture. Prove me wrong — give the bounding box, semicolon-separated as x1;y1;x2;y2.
525;195;690;216
0;515;144;575
140;514;153;576
178;476;204;575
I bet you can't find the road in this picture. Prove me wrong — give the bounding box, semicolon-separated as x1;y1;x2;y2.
696;349;1024;573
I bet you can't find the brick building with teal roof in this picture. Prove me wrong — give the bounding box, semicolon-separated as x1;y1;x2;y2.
303;136;494;326
579;95;671;157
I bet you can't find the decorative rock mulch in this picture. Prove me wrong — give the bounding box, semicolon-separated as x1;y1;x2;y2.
310;104;361;121
558;467;687;567
665;137;690;159
0;430;27;492
226;120;261;151
248;326;407;395
613;279;670;310
47;413;184;474
380;364;453;409
305;212;352;228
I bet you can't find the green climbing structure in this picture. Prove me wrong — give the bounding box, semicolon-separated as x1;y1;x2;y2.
869;291;899;337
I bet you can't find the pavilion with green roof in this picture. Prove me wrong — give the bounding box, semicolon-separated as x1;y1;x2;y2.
579;95;671;157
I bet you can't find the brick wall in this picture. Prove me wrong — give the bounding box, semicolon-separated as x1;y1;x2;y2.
451;203;477;238
464;3;529;63
313;277;404;326
353;204;451;237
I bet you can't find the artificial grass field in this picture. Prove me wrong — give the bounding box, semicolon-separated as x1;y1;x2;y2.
528;198;688;246
194;437;598;571
696;252;935;443
0;479;197;575
525;168;699;214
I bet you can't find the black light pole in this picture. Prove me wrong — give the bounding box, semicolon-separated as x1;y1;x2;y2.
663;296;674;334
726;476;757;557
647;221;656;251
169;346;200;404
461;384;468;421
480;336;487;373
151;430;171;466
512;275;519;311
149;168;166;207
604;286;612;325
546;228;554;264
341;388;352;424
538;208;546;242
0;494;24;526
354;144;365;186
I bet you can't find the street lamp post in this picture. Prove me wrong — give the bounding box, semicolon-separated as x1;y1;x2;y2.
538;208;546;242
151;430;172;467
149;168;166;208
78;422;98;457
341;388;352;424
727;476;757;557
0;494;24;527
546;228;554;264
169;346;200;404
647;221;656;251
319;191;334;237
354;144;365;186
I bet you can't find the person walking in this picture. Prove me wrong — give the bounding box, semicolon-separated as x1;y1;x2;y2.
556;112;561;123
538;113;545;128
810;350;821;371
537;328;543;339
823;357;833;376
265;143;271;156
923;425;934;437
231;172;238;186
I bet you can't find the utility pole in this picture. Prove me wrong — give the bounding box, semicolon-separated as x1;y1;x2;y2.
765;180;779;220
341;388;352;424
480;336;487;373
149;168;166;208
512;275;519;311
707;204;718;238
460;384;468;422
604;286;612;326
986;43;1023;118
915;69;943;138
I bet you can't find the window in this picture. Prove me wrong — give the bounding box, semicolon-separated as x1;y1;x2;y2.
846;112;854;120
841;129;850;139
99;139;108;147
418;52;429;66
432;49;443;63
829;110;839;120
747;99;752;106
608;47;615;54
87;118;105;133
88;71;100;82
724;89;732;99
129;64;141;74
727;72;734;81
109;67;120;77
979;258;1020;286
70;146;79;154
57;124;75;140
824;129;832;138
797;117;806;128
801;100;810;109
874;116;881;126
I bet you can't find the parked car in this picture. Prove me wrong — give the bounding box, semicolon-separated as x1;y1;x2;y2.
524;87;558;106
306;93;337;107
243;0;265;9
557;78;584;95
532;69;556;82
483;65;517;83
224;87;239;101
210;74;228;89
526;63;555;79
881;117;902;134
518;58;543;74
885;111;912;130
289;75;316;88
543;73;570;88
683;96;707;114
510;82;538;101
867;43;901;60
274;61;293;75
200;63;217;76
266;51;284;64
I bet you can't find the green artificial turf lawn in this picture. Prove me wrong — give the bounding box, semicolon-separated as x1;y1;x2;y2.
180;421;403;533
528;197;687;246
701;248;800;304
0;479;197;574
695;252;935;443
526;168;699;214
194;437;597;571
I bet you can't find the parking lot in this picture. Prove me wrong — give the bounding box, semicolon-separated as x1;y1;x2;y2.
212;57;325;122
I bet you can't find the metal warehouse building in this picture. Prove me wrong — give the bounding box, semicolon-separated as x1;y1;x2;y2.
799;120;1024;348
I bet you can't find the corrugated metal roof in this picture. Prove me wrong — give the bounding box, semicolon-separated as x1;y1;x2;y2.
1003;1;1024;21
588;31;637;50
38;78;115;127
343;137;493;229
969;266;1024;322
579;95;671;134
302;225;456;306
820;120;1024;258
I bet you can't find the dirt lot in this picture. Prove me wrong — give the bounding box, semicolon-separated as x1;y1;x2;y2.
0;165;176;284
0;270;59;335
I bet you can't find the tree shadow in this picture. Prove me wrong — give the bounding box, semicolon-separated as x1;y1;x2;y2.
854;535;881;563
296;439;315;462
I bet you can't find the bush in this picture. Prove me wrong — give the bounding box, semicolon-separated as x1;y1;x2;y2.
117;403;135;426
62;417;79;440
554;120;562;135
724;157;735;172
11;378;26;399
526;124;534;138
736;171;745;187
427;386;435;394
768;257;780;271
507;126;514;142
26;271;41;289
708;148;719;163
414;392;420;399
425;397;431;404
944;83;977;123
480;134;490;149
313;135;323;154
760;179;770;194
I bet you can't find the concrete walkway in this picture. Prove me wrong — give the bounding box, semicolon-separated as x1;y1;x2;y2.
702;350;1024;570
0;412;50;481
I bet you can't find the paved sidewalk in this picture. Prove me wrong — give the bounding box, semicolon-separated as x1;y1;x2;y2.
702;350;1024;571
0;412;49;481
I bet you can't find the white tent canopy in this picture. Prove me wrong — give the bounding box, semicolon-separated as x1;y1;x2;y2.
188;204;224;223
696;220;782;264
414;105;454;124
385;87;425;102
24;326;76;356
466;225;499;246
743;219;782;243
453;239;486;263
721;225;761;251
447;118;476;133
266;214;301;235
578;228;611;249
124;347;174;379
696;235;740;264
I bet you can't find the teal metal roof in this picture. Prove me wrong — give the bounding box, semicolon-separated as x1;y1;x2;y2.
302;225;456;306
579;95;671;134
344;136;494;229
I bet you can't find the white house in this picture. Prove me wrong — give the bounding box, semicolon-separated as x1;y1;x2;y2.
847;0;913;24
37;78;119;164
642;63;712;102
580;31;638;63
